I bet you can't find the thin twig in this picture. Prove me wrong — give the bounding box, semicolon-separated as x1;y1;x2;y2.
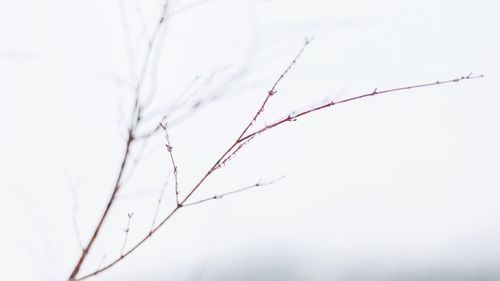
239;73;485;143
73;41;483;280
68;131;134;280
120;213;134;256
76;207;181;281
216;135;255;169
67;2;172;279
151;177;170;229
183;176;284;207
210;38;313;169
178;39;313;207
160;123;180;206
236;37;312;142
129;1;169;129
74;42;314;280
141;4;170;109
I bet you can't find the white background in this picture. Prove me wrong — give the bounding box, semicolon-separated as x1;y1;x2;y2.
1;0;499;280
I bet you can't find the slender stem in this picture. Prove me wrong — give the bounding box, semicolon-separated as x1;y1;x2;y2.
76;207;181;280
68;132;134;279
74;43;313;280
75;72;483;280
239;74;485;142
236;38;311;141
68;3;171;279
182;176;284;207
120;212;134;256
161;123;180;205
151;178;169;230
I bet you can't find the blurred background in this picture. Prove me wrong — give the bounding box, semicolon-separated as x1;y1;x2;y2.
1;0;499;280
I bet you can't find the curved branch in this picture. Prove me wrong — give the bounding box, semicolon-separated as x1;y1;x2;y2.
74;45;482;280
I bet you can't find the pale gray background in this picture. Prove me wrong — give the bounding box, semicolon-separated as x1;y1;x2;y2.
1;0;499;280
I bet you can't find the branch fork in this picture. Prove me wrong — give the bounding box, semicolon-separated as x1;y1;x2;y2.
67;34;483;280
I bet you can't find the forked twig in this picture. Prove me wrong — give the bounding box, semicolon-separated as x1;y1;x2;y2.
237;37;312;142
239;73;485;142
71;39;483;280
151;177;170;230
68;131;134;280
67;2;171;279
178;39;313;207
73;40;313;281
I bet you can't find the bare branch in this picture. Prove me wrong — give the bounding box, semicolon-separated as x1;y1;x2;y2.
140;11;169;109
129;1;169;129
67;2;173;279
177;40;313;208
71;37;483;280
68;131;135;279
160;123;180;206
183;176;285;207
236;37;312;142
76;207;181;281
216;135;255;170
151;177;170;230
238;73;484;143
120;213;134;256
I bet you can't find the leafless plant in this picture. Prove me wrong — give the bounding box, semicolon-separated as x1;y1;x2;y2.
66;2;483;280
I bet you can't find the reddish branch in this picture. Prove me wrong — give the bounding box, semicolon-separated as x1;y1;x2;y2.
70;35;483;279
68;131;134;280
160;123;180;205
182;176;285;207
237;37;312;142
67;2;170;279
239;72;484;143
